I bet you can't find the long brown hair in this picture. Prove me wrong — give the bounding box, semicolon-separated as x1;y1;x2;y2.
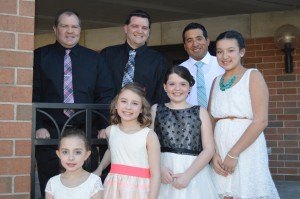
110;82;152;127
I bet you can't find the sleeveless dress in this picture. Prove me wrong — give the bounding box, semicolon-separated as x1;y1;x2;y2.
155;104;217;199
210;69;279;199
45;173;103;199
104;125;151;199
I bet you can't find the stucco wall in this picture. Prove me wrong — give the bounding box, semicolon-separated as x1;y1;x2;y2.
34;9;300;51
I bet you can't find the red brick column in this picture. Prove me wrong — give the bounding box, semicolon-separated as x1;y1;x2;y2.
0;0;35;198
245;37;300;181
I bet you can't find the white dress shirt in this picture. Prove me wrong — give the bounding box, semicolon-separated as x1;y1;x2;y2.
180;52;224;106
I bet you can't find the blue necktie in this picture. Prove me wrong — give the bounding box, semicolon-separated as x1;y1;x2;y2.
195;61;207;108
122;50;136;87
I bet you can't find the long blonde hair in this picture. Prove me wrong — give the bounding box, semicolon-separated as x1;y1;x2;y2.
110;82;152;127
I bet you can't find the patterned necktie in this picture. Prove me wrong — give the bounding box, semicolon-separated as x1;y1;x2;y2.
63;49;75;117
122;50;136;87
196;61;207;108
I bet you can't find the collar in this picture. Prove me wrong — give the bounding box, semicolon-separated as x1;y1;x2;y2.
54;41;80;56
187;52;213;74
187;52;212;66
124;41;147;56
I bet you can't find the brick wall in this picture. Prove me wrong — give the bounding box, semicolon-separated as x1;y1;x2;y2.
0;0;35;198
244;37;300;181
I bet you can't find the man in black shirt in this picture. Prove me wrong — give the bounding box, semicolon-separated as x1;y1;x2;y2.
32;9;114;197
100;10;169;105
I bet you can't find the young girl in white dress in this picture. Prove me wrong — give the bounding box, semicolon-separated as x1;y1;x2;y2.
45;128;103;199
209;30;279;199
94;83;161;199
151;66;217;199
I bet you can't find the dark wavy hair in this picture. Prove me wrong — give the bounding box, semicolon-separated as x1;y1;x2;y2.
110;82;152;127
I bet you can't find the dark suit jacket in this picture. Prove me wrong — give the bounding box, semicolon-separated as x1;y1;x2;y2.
33;42;114;133
100;42;169;105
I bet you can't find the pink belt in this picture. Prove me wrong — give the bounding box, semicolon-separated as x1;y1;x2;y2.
110;164;151;178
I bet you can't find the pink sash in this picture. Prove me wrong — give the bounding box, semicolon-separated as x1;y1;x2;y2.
110;164;151;178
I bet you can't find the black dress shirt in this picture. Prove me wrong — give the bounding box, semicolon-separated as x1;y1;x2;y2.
33;42;114;131
100;42;169;105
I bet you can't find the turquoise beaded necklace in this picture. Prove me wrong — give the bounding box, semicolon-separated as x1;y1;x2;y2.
219;75;237;91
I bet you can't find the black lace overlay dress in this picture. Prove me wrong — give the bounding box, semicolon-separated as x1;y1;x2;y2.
154;104;217;198
154;104;202;156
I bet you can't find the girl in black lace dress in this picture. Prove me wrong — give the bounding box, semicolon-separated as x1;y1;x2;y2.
151;66;217;199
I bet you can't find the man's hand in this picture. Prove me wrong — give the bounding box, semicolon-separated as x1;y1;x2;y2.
36;128;50;139
97;129;107;139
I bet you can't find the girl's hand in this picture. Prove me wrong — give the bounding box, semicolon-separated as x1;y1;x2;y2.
211;153;228;177
161;166;173;184
222;155;238;174
171;173;191;189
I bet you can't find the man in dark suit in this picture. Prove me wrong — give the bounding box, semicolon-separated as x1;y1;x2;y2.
100;10;169;105
32;9;114;197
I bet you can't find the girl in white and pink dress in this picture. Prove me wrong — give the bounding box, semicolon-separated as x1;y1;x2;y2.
94;83;161;199
210;30;279;199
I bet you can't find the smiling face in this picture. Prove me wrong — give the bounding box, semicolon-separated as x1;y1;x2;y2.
56;136;91;173
164;73;191;104
53;13;81;48
216;38;245;72
115;89;142;122
124;16;150;49
184;28;210;61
